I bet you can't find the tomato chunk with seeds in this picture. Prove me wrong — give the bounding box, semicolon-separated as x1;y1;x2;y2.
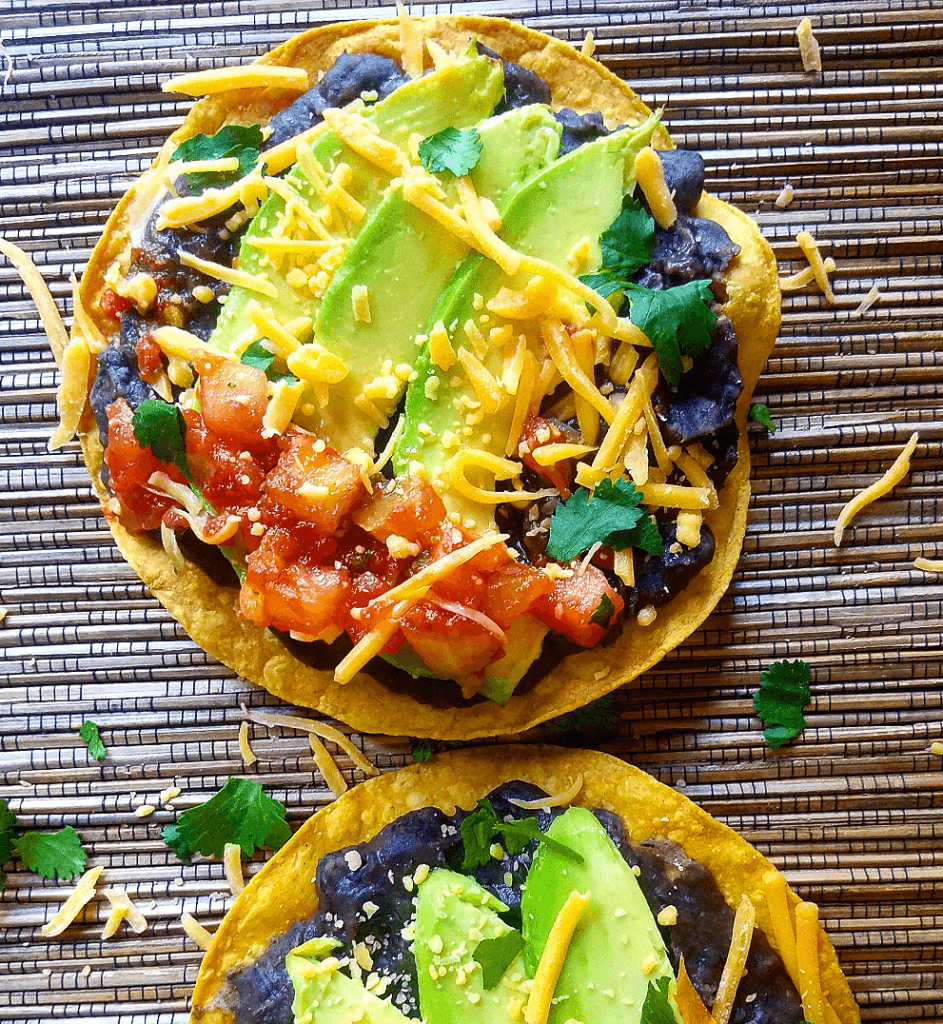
352;478;447;545
482;562;555;630
263;430;366;533
399;601;503;679
532;563;624;647
196;352;269;451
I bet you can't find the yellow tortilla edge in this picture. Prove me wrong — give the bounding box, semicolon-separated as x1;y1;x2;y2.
189;747;858;1024
74;15;781;740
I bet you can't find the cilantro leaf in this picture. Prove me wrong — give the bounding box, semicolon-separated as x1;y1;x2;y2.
545;694;619;740
132;399;192;483
240;339;276;373
17;826;88;882
600;194;655;274
0;800;17;891
460;800;582;870
78;720;106;761
623;280;717;385
753;659;812;748
411;740;434;763
546;477;662;562
418;127;482;176
640;977;677;1024
473;931;525;990
162;778;291;864
749;402;777;433
171;124;263;193
589;594;616;629
578;270;628;300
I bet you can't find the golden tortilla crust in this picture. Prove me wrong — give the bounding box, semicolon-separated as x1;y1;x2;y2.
75;16;781;739
190;747;858;1024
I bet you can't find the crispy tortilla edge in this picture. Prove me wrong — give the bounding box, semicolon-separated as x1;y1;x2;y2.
189;746;859;1024
74;15;781;739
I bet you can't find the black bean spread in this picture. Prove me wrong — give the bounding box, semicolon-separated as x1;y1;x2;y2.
217;783;801;1024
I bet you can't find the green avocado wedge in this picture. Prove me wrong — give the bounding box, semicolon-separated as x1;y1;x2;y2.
521;807;682;1024
310;104;562;454
207;53;504;361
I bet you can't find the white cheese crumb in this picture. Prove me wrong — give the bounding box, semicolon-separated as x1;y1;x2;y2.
344;850;363;872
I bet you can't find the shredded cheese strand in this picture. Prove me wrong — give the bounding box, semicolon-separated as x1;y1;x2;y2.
447;449;555;505
711;893;756;1024
101;887;148;939
238;720;257;766
915;557;943;573
261;122;332;176
833;432;919;546
675;957;716;1024
70;273;107;354
0;236;70;360
508;774;583;810
178;249;277;298
795;902;826;1024
780;257;836;291
310;733;349;798
396;3;424;79
181;910;214;950
795;231;836;302
540;318;614;425
524;890;591;1024
223;842;245;895
763;870;800;989
334;601;408;685
40;865;103;937
635;146;677;229
49;336;91;450
163;64;308;96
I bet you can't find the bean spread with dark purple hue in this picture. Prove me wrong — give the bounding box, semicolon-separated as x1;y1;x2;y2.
217;783;801;1024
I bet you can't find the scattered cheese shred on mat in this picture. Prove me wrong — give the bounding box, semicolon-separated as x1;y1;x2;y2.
509;774;583;810
223;843;245;896
853;284;881;315
833;432;919;546
309;733;349;798
49;336;91;451
795;231;836;302
40;865;103;937
796;18;823;72
795;901;826;1024
525;890;590;1024
238;720;257;766
779;257;836;292
915;557;943;573
581;30;595;57
0;236;70;360
163;64;308;96
241;704;379;777
181;910;214;950
101;887;148;939
774;181;795;209
711;893;756;1024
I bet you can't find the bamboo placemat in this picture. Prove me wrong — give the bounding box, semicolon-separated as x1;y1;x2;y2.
1;1;942;1020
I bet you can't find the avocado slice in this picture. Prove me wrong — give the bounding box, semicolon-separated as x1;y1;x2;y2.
310;104;562;454
521;806;682;1024
414;867;530;1023
394;117;659;534
207;53;504;361
286;937;412;1024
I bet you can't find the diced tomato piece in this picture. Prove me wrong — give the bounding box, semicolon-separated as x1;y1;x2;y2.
98;287;131;321
241;527;348;638
103;399;179;533
196;352;269;451
482;562;555;630
518;414;575;498
263;431;366;533
184;410;269;512
399;600;503;678
352;478;447;545
413;522;511;604
135;335;164;381
532;563;624;647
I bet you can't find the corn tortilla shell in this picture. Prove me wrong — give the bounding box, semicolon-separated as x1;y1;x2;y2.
189;747;858;1024
73;15;781;739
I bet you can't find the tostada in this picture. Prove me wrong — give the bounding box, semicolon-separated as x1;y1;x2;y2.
40;13;780;737
189;747;858;1024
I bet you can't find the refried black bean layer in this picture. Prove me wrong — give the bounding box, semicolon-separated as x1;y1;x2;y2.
222;783;802;1024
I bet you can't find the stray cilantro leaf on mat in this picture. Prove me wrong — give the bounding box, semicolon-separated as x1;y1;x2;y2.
17;826;88;882
460;800;582;870
171;124;263;193
0;800;17;890
640;977;677;1024
162;778;291;864
418;127;482;176
547;477;662;562
78;720;106;761
622;279;717;385
753;659;812;749
545;694;619;740
410;740;434;763
473;931;525;990
132;399;192;483
749;402;777;432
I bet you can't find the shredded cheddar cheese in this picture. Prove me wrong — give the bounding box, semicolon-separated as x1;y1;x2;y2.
833;432;919;546
795;902;826;1024
635;147;677;229
310;733;349;798
178;249;277;299
163;64;308;96
238;720;257;765
675;958;715;1024
157;173;267;230
796;18;823;73
795;231;836;302
581;30;595;58
531;442;597;467
40;865;103;937
181;910;214;950
322;107;410;178
49;336;91;450
447;449;554;506
261;122;332;176
540;318;614;425
508;774;583;810
223;843;245;896
916;557;943;573
524;889;591;1024
262;378;305;437
763;870;800;987
456;347;503;415
853;284;881;315
779;257;836;292
287;342;349;386
711;893;756;1024
0;236;70;360
351;284;372;323
101;887;148;939
397;3;424;79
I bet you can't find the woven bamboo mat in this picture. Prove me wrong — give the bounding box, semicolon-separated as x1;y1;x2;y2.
1;0;942;1020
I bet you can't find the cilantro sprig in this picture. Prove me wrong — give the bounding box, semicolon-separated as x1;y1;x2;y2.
418;127;482;176
473;931;525;989
132;399;193;484
171;124;263;193
749;402;777;433
546;477;662;563
162;778;291;864
410;740;434;763
460;799;582;871
753;659;812;748
78;720;106;761
0;801;16;890
0;801;90;890
580;194;655;298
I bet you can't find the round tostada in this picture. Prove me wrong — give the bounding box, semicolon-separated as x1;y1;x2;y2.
189;746;858;1024
46;13;780;737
